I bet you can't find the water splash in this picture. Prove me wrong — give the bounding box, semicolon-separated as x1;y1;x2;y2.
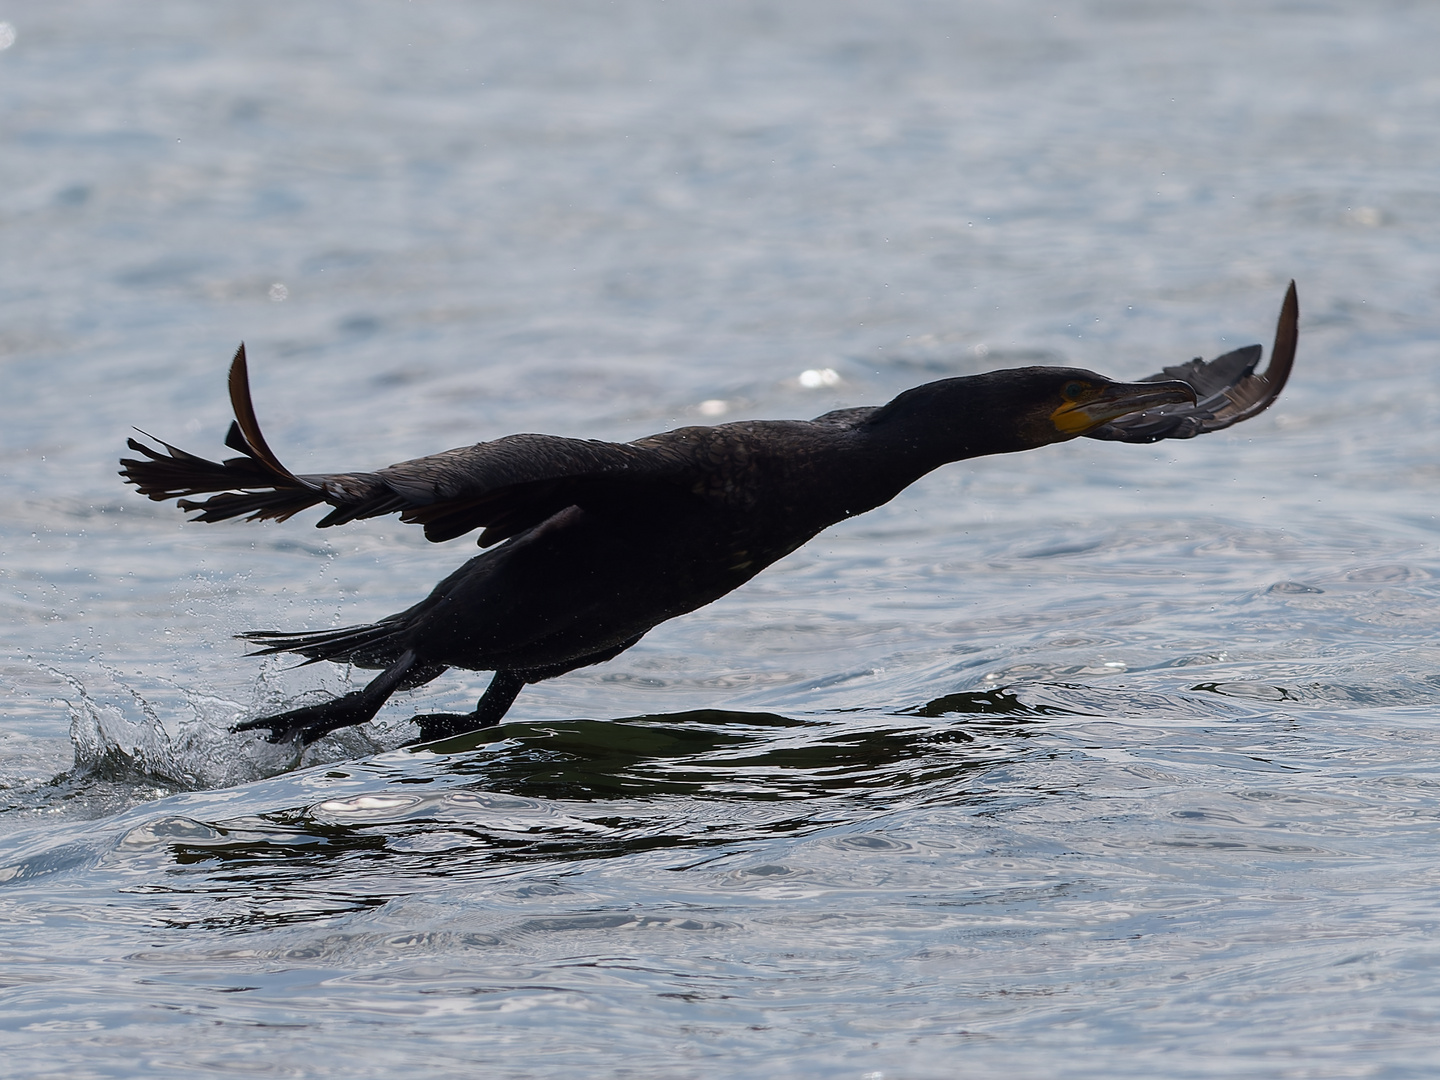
37;661;302;789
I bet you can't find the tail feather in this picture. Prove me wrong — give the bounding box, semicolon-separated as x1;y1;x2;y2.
241;619;406;669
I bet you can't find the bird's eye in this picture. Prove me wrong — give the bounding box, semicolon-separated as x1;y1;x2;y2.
1063;381;1086;401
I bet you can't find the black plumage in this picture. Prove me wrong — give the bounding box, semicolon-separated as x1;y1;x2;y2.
120;283;1297;745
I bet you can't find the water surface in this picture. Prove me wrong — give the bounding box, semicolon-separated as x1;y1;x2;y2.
3;2;1440;1076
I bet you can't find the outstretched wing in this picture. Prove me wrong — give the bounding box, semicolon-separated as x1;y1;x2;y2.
120;345;689;545
1086;281;1298;443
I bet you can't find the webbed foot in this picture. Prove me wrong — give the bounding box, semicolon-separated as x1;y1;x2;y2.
408;670;528;743
233;649;424;746
233;691;375;745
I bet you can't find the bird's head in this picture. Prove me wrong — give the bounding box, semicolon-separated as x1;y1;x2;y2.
1035;369;1197;442
869;367;1198;462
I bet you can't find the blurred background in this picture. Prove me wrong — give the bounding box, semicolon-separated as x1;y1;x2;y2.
2;2;1439;1077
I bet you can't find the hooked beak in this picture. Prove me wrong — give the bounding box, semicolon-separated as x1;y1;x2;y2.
1050;379;1197;435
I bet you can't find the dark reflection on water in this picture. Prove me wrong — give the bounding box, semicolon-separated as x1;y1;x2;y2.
902;686;1072;720
111;709;1030;935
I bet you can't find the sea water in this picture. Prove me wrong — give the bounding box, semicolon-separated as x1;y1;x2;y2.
3;2;1440;1076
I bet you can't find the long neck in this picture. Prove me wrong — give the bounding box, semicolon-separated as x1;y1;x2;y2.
762;372;1064;533
781;384;1001;529
855;374;1042;482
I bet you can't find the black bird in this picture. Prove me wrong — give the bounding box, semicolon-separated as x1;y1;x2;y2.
121;283;1297;746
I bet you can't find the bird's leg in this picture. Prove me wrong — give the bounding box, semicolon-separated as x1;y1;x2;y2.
412;669;527;742
234;650;420;745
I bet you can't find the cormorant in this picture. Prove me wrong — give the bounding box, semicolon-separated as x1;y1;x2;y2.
120;283;1297;745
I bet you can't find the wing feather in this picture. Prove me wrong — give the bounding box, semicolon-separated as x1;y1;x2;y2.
1087;281;1297;443
120;348;689;543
